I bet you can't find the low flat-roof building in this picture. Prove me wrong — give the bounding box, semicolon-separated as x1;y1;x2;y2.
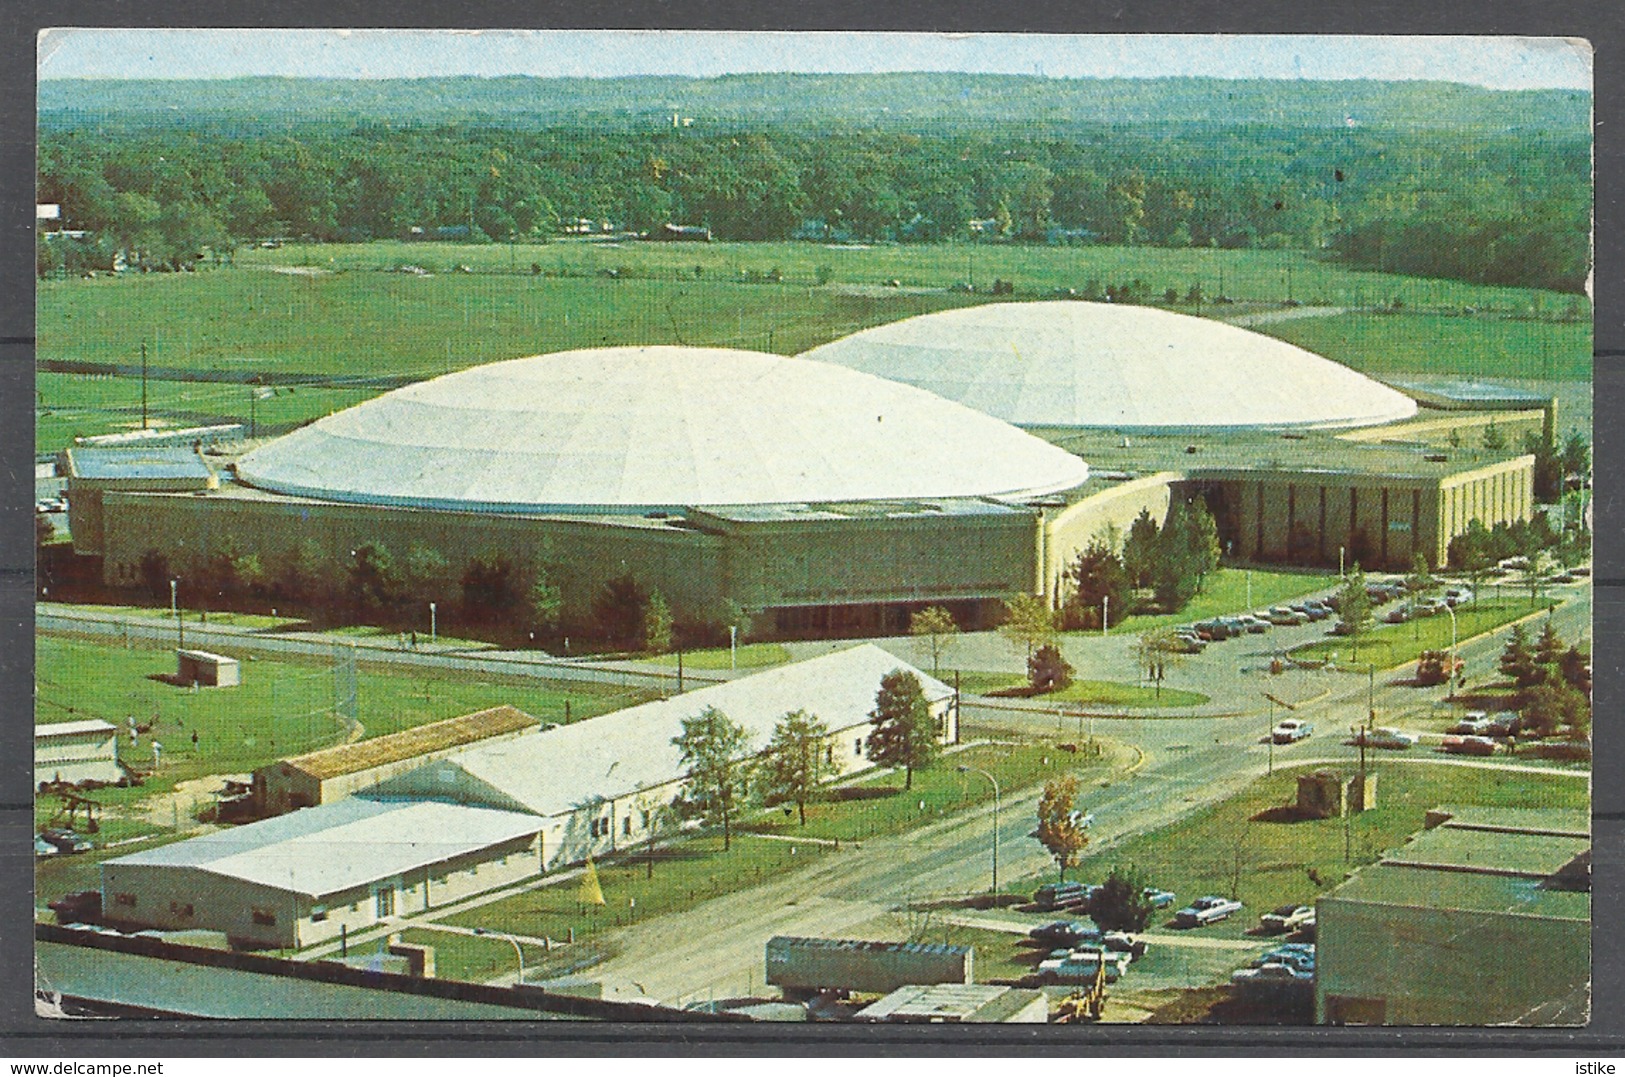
371;645;955;869
176;649;240;688
854;983;1048;1023
1315;805;1590;1026
254;704;540;816
35;720;121;787
101;796;545;950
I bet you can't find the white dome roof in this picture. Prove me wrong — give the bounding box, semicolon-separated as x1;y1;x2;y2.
236;346;1089;513
801;302;1419;431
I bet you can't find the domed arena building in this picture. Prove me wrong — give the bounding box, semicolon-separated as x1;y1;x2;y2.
802;302;1545;585
799;301;1419;433
67;346;1099;636
66;312;1548;637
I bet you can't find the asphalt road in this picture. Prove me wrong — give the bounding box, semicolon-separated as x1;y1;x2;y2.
582;584;1591;1004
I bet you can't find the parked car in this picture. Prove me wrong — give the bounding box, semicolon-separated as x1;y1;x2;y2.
1167;634;1206;654
1449;712;1491;735
1030;919;1102;947
1350;726;1419;750
1443;587;1474;606
1441;735;1498;756
1033;881;1095;910
1232;963;1314;987
34;836;59;858
1571;566;1591;577
1102;932;1149;959
1268;606;1308;626
1250;949;1317;974
1174;895;1243;927
1292;603;1330;622
1259;904;1316;934
1038;946;1132;983
1272;718;1313;744
1385;604;1413;624
1237;614;1270;634
1142;887;1177;909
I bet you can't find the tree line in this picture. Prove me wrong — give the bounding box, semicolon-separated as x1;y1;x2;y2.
39;119;1590;292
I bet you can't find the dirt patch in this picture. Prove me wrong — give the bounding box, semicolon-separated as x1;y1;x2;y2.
134;774;247;830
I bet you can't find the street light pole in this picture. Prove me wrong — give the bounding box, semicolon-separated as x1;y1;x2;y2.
170;579;183;651
1101;594;1109;637
1444;604;1458;700
957;765;1000;893
429;602;437;645
473;927;525;987
729;625;738;670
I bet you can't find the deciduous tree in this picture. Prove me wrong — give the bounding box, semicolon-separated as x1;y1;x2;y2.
1035;775;1089;881
759;709;832;826
867;669;939;791
672;706;752;851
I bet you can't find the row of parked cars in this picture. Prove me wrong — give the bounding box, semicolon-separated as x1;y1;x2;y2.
1172;597;1342;653
1231;943;1317;989
1032;880;1176;913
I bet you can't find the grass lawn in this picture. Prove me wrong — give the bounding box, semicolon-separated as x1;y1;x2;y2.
433;834;833;976
395;928;553;986
1290;598;1557;670
741;740;1119;844
956;672;1207;708
649;643;792;670
1259;311;1592;383
34;633;651;791
1106;567;1334;636
1030;759;1588;939
35;371;375;454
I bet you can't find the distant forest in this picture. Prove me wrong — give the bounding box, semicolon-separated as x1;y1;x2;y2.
38;74;1592;292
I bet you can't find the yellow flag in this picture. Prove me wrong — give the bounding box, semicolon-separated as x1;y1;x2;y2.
579;857;606;907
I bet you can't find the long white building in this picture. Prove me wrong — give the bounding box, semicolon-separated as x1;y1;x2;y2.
100;645;955;949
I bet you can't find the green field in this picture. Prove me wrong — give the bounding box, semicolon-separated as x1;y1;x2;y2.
34;633;651;789
649;643;792;670
739;740;1115;844
36;241;1589;452
1106;566;1334;636
1258;311;1592;382
1028;760;1588;937
956;672;1208;709
1290;599;1556;670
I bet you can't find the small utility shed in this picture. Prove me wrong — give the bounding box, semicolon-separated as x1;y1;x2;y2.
1315;806;1591;1027
35;719;121;786
176;649;241;687
100;796;545;949
371;645;955;870
254;705;539;816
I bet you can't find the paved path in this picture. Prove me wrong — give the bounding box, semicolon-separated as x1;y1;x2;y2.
1218;305;1347;328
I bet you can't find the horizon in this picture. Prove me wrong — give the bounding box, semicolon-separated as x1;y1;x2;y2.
37;31;1592;92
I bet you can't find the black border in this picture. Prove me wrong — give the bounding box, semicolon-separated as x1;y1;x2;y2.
5;0;1621;1055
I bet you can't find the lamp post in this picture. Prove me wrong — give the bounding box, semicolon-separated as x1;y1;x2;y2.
1443;603;1458;700
729;625;738;671
957;765;1000;893
170;579;183;650
1101;594;1109;638
429;602;437;645
473;927;525;987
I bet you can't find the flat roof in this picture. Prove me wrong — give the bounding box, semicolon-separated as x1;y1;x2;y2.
277;705;538;781
1324;806;1592;921
856;983;1042;1022
37;719;117;738
425;645;950;819
67;447;214;481
696;497;1034;524
104;797;542;899
1034;425;1528;481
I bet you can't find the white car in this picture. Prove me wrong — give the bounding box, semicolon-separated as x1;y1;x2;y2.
1272;719;1313;744
1259;904;1315;933
1350;726;1418;750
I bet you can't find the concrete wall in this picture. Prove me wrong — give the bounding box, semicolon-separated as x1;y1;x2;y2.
1040;473;1178;607
1315;898;1589;1025
96;488;726;626
1194;456;1532;573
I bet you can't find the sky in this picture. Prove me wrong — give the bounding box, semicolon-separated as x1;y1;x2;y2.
37;30;1592;91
